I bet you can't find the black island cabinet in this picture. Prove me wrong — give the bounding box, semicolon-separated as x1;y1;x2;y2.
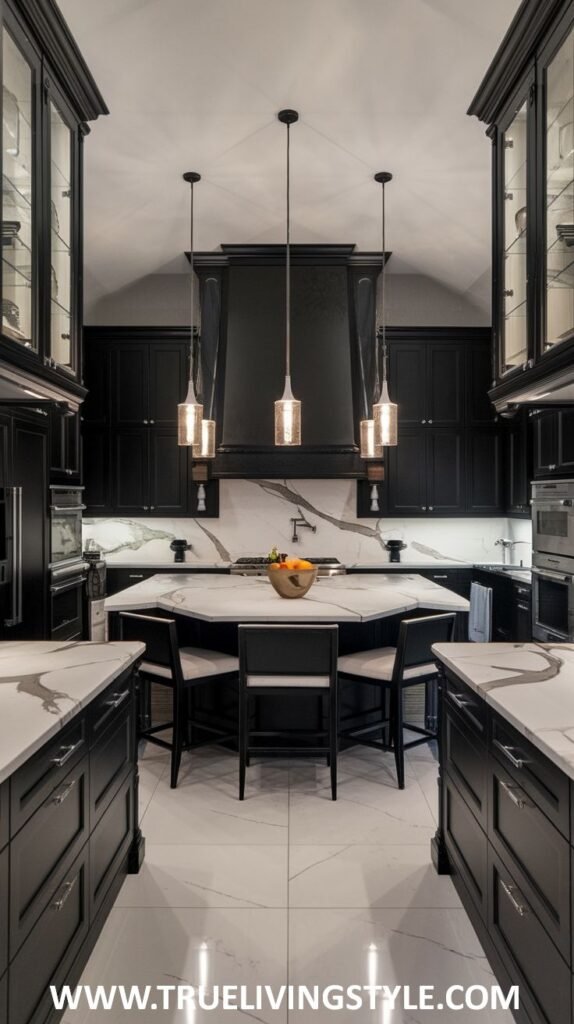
433;664;572;1024
0;656;144;1024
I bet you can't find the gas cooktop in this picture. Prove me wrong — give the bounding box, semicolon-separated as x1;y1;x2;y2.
230;557;345;576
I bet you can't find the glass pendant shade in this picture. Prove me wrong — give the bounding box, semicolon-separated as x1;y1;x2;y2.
373;380;398;447
178;378;203;447
194;418;216;459
360;419;383;459
274;375;301;446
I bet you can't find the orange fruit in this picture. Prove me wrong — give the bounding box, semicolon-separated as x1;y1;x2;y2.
298;559;314;569
268;562;280;570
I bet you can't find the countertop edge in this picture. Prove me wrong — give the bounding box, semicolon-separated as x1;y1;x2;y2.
0;642;145;786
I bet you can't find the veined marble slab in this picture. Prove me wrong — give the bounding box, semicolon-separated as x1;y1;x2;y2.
105;572;469;623
433;642;574;781
0;640;144;784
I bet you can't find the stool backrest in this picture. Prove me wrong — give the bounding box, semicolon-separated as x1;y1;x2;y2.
119;611;182;685
393;613;456;683
238;624;338;686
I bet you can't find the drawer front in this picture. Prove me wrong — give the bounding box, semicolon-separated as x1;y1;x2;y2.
420;569;471;599
9;845;89;1024
0;783;8;850
444;702;487;827
443;771;488;920
10;714;87;837
90;771;133;917
489;759;571;964
491;715;570;838
10;757;89;957
488;848;571;1024
89;670;134;743
443;671;487;736
0;848;7;978
90;704;133;825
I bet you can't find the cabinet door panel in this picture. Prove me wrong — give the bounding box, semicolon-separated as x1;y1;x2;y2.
558;408;574;472
149;430;188;514
386;431;426;513
90;772;133;917
83;427;110;512
388;343;426;425
467;430;502;513
114;346;148;425
443;773;488;920
82;345;110;424
467;343;495;424
534;411;559;476
149;343;187;424
427;345;462;426
114;431;148;511
427;432;463;513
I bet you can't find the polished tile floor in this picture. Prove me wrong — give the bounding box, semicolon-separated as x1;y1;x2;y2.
64;741;514;1023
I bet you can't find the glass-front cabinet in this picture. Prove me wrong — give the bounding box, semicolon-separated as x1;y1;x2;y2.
0;0;105;392
500;93;530;374
1;16;39;352
543;20;574;352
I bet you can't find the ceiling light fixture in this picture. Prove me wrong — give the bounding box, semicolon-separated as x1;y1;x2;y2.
178;171;204;449
372;171;398;448
275;109;301;447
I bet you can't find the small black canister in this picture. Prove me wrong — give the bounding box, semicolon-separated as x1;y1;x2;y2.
83;550;107;599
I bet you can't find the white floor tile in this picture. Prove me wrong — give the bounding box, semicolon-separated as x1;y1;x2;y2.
289;908;514;1022
63;907;287;1023
117;843;287;908
289;845;461;909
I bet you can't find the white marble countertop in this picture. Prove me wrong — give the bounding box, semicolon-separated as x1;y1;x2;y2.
433;642;574;781
105;561;231;570
0;640;144;785
105;572;469;623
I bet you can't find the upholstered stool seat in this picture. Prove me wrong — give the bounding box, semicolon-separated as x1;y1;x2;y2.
140;647;238;682
338;648;436;682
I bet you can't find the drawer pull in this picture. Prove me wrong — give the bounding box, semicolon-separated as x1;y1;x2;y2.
500;779;533;810
51;779;76;806
52;877;77;912
128;574;145;579
446;691;475;712
493;739;530;770
516;603;529;612
432;575;448;579
500;879;529;917
50;738;83;768
105;689;130;709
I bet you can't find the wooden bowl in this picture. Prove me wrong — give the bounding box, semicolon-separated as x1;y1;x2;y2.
266;565;318;599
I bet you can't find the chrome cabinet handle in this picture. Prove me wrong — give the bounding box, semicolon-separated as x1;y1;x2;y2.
516;603;529;612
5;487;23;626
143;419;148;424
149;419;155;424
500;879;529;917
432;575;448;579
428;506;434;511
105;689;130;709
428;419;433;424
446;690;475;712
128;574;144;579
50;738;83;768
421;506;427;511
51;779;77;805
493;739;530;770
500;779;533;810
52;877;77;911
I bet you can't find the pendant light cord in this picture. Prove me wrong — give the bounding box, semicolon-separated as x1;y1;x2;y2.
189;179;195;383
380;179;387;386
286;120;291;378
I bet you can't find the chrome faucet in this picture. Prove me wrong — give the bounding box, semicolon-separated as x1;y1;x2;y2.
495;538;529;565
290;507;317;544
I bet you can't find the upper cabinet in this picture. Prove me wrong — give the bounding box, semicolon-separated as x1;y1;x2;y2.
0;0;106;405
469;0;574;411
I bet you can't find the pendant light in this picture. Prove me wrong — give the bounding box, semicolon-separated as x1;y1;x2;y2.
275;109;301;446
372;171;398;448
178;171;204;448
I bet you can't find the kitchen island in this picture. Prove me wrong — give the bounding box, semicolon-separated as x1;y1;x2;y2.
0;640;144;1024
431;642;574;1024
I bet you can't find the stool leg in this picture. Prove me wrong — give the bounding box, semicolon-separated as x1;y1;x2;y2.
330;686;338;801
171;687;184;789
239;686;247;800
392;685;405;790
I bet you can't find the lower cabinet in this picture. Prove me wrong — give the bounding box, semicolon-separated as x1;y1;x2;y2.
438;668;573;1024
2;666;141;1024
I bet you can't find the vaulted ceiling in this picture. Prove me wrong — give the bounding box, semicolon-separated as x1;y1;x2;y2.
58;0;520;310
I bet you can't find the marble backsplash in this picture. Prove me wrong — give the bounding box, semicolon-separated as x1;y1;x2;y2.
83;479;532;567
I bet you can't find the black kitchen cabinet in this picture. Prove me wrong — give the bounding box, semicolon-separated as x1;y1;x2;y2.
390;339;464;427
466;430;502;513
532;407;574;478
386;427;465;516
469;0;574;414
505;411;531;516
513;582;532;641
83;329;218;517
0;0;106;409
473;568;532;642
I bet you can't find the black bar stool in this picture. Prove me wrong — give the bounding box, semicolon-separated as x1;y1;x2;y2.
238;624;338;801
119;611;239;788
338;613;456;788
